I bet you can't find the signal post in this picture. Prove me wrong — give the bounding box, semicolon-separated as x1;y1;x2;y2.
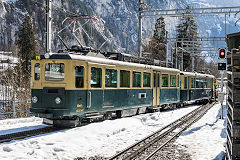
218;48;226;119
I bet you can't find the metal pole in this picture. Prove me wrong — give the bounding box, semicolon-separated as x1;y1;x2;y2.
45;0;52;53
225;14;227;37
181;41;183;71
191;54;194;72
220;70;224;119
138;0;144;57
165;31;168;67
12;100;16;118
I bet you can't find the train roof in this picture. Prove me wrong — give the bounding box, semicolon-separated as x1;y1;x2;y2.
180;71;214;78
69;53;180;73
33;52;214;78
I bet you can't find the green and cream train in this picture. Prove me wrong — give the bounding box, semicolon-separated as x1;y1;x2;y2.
30;52;215;127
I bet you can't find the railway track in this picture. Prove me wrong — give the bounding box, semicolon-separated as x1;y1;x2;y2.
109;102;216;160
0;126;63;143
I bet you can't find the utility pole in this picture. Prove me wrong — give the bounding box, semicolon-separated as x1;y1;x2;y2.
165;31;168;67
138;0;144;57
191;53;194;72
45;0;52;54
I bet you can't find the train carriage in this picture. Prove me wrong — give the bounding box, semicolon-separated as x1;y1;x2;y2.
30;52;215;127
31;53;182;126
180;71;215;104
152;67;180;109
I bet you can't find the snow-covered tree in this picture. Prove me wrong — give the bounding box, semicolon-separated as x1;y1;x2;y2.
176;6;200;71
17;15;36;78
143;17;166;62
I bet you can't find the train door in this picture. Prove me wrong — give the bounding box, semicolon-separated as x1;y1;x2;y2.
153;71;160;106
87;64;104;110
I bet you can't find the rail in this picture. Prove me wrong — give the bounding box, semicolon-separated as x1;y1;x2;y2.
0;126;64;143
109;102;216;160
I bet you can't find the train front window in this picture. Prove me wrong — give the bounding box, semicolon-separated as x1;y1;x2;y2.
45;63;64;81
105;69;117;88
91;67;102;88
34;63;40;80
170;75;176;87
75;66;84;88
161;74;168;87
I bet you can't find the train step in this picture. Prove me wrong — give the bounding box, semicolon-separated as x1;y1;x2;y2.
86;115;104;122
84;111;101;117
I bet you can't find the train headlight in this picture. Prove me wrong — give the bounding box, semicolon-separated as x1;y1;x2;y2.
44;53;50;59
55;97;61;104
32;96;38;103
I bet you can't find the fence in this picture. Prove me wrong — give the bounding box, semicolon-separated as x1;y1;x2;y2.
0;99;31;119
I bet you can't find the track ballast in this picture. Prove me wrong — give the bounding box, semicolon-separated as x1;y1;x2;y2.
109;102;216;160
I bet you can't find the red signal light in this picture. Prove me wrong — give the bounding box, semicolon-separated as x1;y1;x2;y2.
219;49;226;59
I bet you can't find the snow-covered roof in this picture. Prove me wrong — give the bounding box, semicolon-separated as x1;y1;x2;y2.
196;73;215;78
180;71;195;76
69;54;180;73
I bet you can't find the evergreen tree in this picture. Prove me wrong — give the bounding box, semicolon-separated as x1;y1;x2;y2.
143;17;166;62
176;6;200;71
17;15;36;77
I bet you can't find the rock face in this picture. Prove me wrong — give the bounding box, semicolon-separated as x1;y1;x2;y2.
0;0;239;53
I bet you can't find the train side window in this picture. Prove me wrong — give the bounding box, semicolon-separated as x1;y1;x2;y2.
153;73;156;87
196;78;199;88
200;78;203;88
91;67;102;88
143;72;151;87
177;75;179;87
34;63;40;80
161;74;168;87
184;77;188;89
120;70;130;87
158;73;160;87
191;78;195;88
170;75;176;87
132;71;141;88
105;69;117;88
75;66;84;88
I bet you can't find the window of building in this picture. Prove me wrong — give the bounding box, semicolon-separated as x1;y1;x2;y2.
34;63;40;80
184;77;188;89
45;63;64;81
161;74;168;87
133;71;141;87
143;72;151;87
120;70;130;87
170;75;176;87
91;67;102;88
75;66;84;88
105;69;117;88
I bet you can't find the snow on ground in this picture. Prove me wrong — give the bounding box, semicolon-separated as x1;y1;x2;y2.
0;102;226;160
176;103;226;160
0;105;200;159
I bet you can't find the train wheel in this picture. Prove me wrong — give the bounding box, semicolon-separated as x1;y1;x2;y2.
103;112;112;120
116;110;122;118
